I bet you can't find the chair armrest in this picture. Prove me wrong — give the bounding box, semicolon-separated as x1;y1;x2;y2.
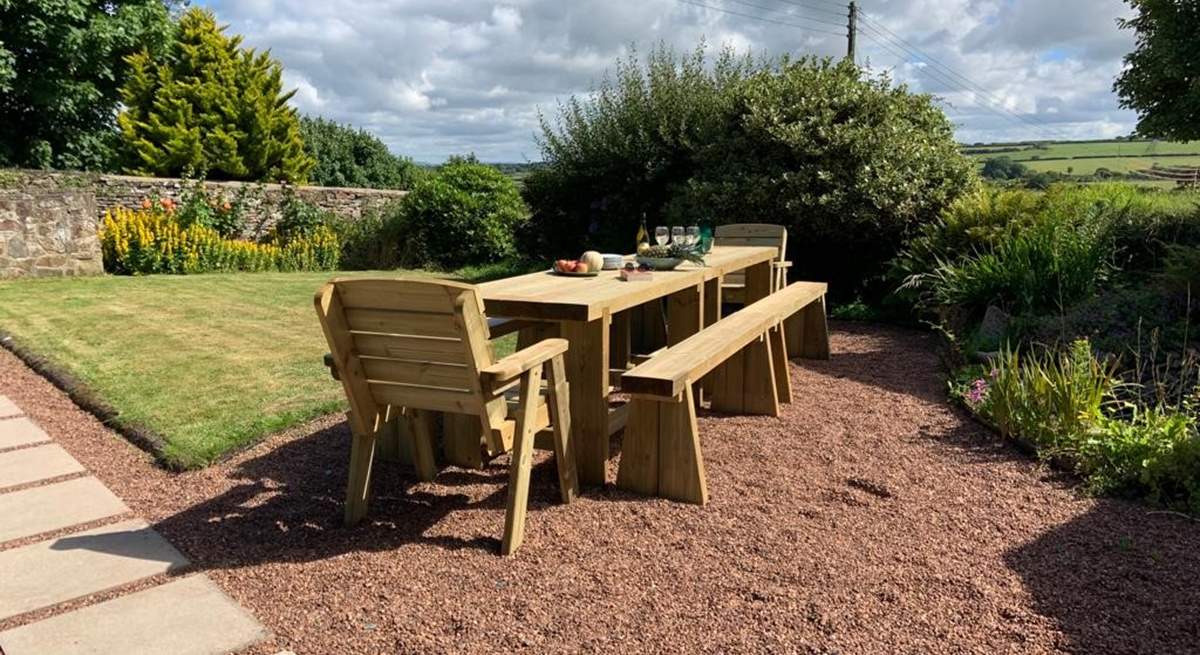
772;260;793;269
481;338;569;384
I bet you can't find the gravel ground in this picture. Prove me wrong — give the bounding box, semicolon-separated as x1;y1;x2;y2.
2;322;1197;655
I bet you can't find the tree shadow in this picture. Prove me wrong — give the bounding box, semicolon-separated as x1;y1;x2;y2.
149;418;570;570
1004;500;1200;653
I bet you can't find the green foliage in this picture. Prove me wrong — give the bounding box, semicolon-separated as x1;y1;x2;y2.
0;0;174;169
523;44;977;298
1083;405;1200;511
171;177;256;238
961;341;1200;512
300;117;420;190
118;8;314;182
980;156;1029;180
894;184;1200;318
1115;0;1200;141
980;340;1118;455
390;157;528;270
272;188;336;243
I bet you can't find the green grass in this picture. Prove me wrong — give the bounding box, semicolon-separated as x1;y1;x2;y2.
964;140;1200;183
0;269;521;469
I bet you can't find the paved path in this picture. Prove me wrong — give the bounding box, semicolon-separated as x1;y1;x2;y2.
0;396;268;655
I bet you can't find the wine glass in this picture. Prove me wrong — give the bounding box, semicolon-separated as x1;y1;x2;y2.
671;226;684;246
686;225;700;250
655;226;669;246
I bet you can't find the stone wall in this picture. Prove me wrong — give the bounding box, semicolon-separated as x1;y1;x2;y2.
0;169;408;237
0;191;103;278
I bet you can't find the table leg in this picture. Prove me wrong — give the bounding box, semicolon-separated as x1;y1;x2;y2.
610;310;631;371
561;314;611;487
700;277;722;398
745;260;772;304
667;283;704;346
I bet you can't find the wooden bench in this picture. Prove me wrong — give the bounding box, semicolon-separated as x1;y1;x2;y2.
617;281;829;504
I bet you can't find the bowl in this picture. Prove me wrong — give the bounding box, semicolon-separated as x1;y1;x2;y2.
635;256;684;270
601;254;624;270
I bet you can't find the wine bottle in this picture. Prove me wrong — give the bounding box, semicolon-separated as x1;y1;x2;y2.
636;213;649;247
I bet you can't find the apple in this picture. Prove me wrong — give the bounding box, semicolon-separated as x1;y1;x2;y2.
576;262;589;273
555;259;569;272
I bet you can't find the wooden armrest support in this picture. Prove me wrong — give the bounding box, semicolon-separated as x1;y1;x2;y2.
482;338;569;384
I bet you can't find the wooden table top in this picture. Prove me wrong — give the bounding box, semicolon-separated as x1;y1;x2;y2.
479;246;777;322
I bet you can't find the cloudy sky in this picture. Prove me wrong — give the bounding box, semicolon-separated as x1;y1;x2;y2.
195;0;1139;162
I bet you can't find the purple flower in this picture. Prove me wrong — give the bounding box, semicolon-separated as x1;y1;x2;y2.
965;378;989;407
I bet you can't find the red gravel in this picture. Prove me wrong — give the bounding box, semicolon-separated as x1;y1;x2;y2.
2;322;1198;654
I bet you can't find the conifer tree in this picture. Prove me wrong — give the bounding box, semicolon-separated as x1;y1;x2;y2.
118;8;314;182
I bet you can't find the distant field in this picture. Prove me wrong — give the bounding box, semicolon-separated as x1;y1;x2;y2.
964;140;1200;183
1024;155;1200;175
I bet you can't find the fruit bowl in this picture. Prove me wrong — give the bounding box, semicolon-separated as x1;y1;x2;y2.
634;256;685;271
550;268;599;277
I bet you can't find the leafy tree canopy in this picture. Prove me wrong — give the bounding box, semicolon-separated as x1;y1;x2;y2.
300;117;420;189
118;7;313;182
1115;0;1200;141
981;156;1029;180
524;45;977;298
0;0;175;170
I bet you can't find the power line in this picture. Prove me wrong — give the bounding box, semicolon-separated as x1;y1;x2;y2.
720;0;850;29
757;0;849;19
855;28;1062;140
674;0;848;38
855;14;1068;140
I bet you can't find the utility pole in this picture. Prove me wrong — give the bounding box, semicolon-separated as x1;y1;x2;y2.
847;1;858;63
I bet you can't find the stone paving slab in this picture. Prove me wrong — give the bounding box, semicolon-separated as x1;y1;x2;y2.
0;574;268;655
0;417;51;450
0;443;84;489
0;395;20;419
0;476;128;544
0;519;189;620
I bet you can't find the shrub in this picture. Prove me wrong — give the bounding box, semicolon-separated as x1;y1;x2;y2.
100;206;338;275
391;157;527;269
118;8;314;182
981;156;1029;180
523;44;976;299
300;117;420;190
1082;405;1200;511
272;188;337;243
172;177;256;238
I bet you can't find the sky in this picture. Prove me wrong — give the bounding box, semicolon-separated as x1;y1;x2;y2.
195;0;1140;162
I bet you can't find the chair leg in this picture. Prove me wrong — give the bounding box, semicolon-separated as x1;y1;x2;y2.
502;365;543;555
407;408;439;482
344;431;377;526
545;355;578;504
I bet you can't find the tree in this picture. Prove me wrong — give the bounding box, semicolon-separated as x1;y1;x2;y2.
1115;0;1200;141
524;45;977;299
118;8;313;182
300;117;420;189
981;156;1029;180
0;0;174;170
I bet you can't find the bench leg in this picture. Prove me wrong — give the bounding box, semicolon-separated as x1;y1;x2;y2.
616;386;708;505
769;325;792;403
799;296;831;360
711;334;779;417
658;385;707;505
502;365;543;555
344;431;377;526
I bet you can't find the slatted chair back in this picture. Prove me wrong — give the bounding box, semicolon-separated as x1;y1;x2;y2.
314;278;509;446
714;223;789;293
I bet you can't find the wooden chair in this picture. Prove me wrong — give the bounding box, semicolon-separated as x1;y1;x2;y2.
715;224;792;304
314;278;579;555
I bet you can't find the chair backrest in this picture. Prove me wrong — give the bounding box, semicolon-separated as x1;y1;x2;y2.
314;278;507;439
715;223;788;286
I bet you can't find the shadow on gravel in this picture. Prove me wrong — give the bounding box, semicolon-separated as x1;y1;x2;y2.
150;418;568;567
1005;500;1200;653
803;322;948;404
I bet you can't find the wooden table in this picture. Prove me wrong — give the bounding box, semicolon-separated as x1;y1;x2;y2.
479;246;779;486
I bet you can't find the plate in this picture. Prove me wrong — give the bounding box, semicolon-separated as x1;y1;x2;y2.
549;268;600;277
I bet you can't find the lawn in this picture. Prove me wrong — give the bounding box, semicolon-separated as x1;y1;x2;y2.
0;270;519;469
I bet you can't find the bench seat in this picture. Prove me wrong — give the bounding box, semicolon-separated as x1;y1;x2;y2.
617;281;829;504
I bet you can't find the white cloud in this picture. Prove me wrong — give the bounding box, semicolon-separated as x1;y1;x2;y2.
199;0;1142;160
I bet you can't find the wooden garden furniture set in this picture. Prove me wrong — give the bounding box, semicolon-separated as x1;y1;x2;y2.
315;227;830;554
